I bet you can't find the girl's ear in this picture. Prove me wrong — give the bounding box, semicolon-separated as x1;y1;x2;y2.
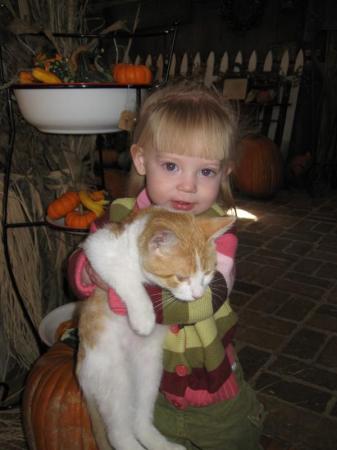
130;144;146;176
222;161;234;177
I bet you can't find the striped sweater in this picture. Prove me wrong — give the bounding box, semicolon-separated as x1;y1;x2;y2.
68;189;239;408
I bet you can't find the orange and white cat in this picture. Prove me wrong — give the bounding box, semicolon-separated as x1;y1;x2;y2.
76;207;234;450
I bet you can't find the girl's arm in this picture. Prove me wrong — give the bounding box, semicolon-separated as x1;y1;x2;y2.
67;248;107;299
67;209;112;299
215;231;238;295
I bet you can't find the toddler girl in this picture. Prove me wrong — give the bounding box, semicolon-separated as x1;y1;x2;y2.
69;81;265;450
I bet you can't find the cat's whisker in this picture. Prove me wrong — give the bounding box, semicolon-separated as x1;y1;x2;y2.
148;294;163;301
209;282;228;295
209;284;227;294
210;278;228;288
157;297;177;311
153;297;177;312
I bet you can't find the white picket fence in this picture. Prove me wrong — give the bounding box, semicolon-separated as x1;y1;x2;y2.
134;48;304;159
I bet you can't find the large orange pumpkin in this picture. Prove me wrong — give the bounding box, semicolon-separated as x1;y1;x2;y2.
113;63;152;85
47;192;80;220
233;135;284;198
23;342;98;450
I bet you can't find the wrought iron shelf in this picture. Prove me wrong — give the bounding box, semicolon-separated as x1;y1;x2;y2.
0;25;178;408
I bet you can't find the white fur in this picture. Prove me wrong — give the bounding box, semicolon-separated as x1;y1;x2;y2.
77;214;219;450
82;216;156;336
77;306;180;450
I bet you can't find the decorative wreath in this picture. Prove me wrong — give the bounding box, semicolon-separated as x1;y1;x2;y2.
221;0;266;31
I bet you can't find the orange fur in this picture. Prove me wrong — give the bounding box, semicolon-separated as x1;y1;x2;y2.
137;208;234;290
78;290;107;356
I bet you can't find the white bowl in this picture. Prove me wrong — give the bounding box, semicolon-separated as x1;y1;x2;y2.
13;83;146;134
38;301;81;346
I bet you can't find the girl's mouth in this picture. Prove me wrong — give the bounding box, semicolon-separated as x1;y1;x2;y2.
170;201;195;211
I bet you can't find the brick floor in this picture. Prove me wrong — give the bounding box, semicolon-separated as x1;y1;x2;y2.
234;188;337;450
3;188;336;450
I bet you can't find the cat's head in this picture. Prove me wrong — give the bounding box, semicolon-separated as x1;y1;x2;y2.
138;209;235;301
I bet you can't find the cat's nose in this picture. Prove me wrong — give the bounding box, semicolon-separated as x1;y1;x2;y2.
192;288;204;299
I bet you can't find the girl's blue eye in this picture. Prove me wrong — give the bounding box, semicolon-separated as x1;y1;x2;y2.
201;168;216;177
163;162;177;172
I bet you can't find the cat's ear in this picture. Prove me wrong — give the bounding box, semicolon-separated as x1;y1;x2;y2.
148;230;178;255
197;216;235;241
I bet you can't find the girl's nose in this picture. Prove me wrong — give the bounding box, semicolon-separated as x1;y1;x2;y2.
177;174;197;193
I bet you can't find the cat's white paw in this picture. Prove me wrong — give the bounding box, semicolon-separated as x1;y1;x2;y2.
146;440;186;450
128;302;155;336
136;424;186;450
161;443;186;450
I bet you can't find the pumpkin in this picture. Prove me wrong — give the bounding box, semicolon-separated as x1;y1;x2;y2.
233;134;284;198
23;342;98;450
65;210;97;229
113;63;152;85
55;319;78;342
47;192;80;220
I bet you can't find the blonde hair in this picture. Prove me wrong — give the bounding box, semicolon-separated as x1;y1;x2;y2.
127;81;239;211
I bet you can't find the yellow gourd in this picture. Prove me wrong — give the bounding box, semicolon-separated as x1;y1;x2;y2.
32;67;62;84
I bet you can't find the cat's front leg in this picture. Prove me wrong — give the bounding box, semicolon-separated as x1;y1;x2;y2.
114;280;156;336
127;286;156;336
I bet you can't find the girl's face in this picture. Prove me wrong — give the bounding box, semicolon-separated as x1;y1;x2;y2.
131;145;229;215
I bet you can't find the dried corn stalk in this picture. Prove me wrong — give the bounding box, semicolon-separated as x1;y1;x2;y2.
0;175;45;367
0;409;25;450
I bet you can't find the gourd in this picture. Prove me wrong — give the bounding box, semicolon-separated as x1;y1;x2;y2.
32;67;63;84
89;190;105;201
47;192;80;220
65;210;97;229
19;71;35;84
23;342;98;450
113;63;152;85
34;52;73;82
233;135;284;198
78;191;107;218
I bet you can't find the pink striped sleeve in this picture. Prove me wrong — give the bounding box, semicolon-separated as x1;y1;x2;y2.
215;232;238;294
215;232;238;258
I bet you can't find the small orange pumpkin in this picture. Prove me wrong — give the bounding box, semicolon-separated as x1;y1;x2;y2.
47;192;80;220
113;63;152;85
23;342;98;450
65;210;97;229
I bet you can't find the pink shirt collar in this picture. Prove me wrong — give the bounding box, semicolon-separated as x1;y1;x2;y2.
136;189;152;209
